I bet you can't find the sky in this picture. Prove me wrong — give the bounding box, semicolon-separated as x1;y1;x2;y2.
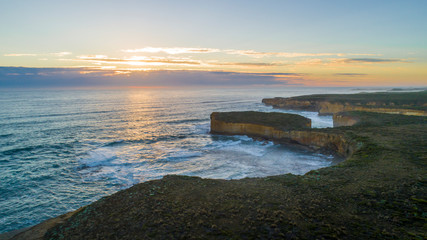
0;0;426;88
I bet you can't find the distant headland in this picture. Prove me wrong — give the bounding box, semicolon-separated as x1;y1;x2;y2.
263;91;427;116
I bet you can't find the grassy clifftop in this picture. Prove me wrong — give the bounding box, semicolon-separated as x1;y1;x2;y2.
283;90;427;110
41;117;426;239
40;113;426;239
335;111;427;127
263;90;427;114
6;92;426;240
211;111;311;130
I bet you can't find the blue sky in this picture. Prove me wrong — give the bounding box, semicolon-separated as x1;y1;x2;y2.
1;0;426;87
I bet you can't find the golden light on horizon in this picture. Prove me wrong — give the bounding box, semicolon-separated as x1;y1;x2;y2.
1;47;425;87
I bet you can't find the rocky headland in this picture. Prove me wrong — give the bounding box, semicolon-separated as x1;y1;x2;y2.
2;91;426;239
211;111;355;157
262;90;427;116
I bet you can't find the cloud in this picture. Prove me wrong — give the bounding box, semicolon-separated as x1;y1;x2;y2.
224;50;345;58
4;53;37;57
0;67;293;88
209;71;302;76
213;62;286;67
122;47;220;54
122;47;379;59
334;73;368;76
294;57;409;66
223;50;380;58
76;55;202;65
50;52;72;56
295;58;325;65
76;55;289;68
256;72;303;76
4;52;72;57
338;58;409;63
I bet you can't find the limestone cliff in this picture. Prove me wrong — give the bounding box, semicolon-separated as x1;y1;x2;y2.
210;111;311;133
262;98;318;111
211;112;356;157
318;102;427;116
287;130;356;157
333;111;427;128
263;91;427;116
333;113;360;127
6;93;425;240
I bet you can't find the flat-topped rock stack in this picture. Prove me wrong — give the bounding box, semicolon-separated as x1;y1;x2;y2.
211;111;356;157
210;111;311;134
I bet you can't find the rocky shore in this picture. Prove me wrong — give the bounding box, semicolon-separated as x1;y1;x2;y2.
3;91;426;239
211;111;356;157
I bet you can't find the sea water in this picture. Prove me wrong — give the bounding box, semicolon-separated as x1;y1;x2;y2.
0;87;389;233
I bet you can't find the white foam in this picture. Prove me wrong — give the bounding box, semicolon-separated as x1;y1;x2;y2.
223;143;267;157
264;108;334;128
152;144;202;160
169;150;202;159
202;139;242;151
191;122;210;134
77;119;335;189
208;135;274;157
79;147;118;167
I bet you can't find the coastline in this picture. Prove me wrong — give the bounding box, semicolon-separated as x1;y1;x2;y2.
2;91;426;239
0;209;78;240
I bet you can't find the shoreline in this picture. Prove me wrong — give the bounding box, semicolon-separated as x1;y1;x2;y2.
2;91;426;239
0;209;79;240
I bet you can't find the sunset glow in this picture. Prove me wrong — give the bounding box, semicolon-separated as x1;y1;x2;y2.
0;0;426;87
1;1;426;236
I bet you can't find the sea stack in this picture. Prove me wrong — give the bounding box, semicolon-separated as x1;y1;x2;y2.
210;111;311;136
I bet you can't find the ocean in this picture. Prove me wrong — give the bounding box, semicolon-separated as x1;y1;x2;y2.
0;87;387;233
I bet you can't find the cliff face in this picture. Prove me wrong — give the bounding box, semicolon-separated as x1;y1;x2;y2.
211;113;355;157
11;92;425;240
262;98;318;111
210;111;311;130
287;130;356;157
318;102;427;116
263;97;427;116
333;113;360;127
210;118;280;137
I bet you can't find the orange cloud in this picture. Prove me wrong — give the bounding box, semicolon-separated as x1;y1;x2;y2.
122;47;220;54
76;55;202;66
122;47;380;59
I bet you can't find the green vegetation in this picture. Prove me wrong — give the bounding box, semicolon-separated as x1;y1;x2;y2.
211;111;311;130
9;91;424;239
338;111;427;127
42;111;426;239
288;90;427;110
